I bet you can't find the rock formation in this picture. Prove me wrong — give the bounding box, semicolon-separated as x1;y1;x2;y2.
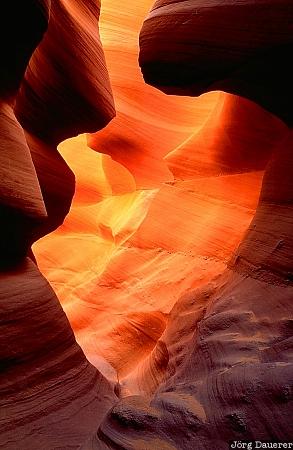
1;1;116;448
1;0;292;449
82;0;293;448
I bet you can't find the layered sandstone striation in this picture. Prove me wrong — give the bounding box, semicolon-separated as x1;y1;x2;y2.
0;1;116;449
32;0;283;391
140;0;293;124
83;0;293;448
1;0;293;449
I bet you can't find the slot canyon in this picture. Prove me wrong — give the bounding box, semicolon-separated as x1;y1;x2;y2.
0;1;292;449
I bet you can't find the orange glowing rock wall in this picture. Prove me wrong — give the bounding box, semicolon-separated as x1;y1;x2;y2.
33;0;283;382
1;0;292;449
33;0;223;377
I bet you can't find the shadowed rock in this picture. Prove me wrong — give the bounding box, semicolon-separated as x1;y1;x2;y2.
0;1;116;449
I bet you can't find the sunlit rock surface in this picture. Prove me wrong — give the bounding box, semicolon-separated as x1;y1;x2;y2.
32;1;282;386
1;0;292;449
85;0;292;448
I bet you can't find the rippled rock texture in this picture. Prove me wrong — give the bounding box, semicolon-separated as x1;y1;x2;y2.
1;1;115;449
1;0;293;449
84;1;292;448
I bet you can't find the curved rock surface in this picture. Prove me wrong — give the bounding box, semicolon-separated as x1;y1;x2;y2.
0;1;49;264
15;0;115;145
88;0;217;189
33;1;285;391
83;0;293;448
1;1;116;449
1;0;293;449
90;132;293;449
140;0;293;125
0;259;114;449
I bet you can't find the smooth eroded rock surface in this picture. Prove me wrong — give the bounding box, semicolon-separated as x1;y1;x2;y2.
0;1;116;449
1;0;293;449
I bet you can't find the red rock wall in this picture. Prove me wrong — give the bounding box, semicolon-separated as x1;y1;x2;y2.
1;0;292;449
0;2;116;448
85;0;293;448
